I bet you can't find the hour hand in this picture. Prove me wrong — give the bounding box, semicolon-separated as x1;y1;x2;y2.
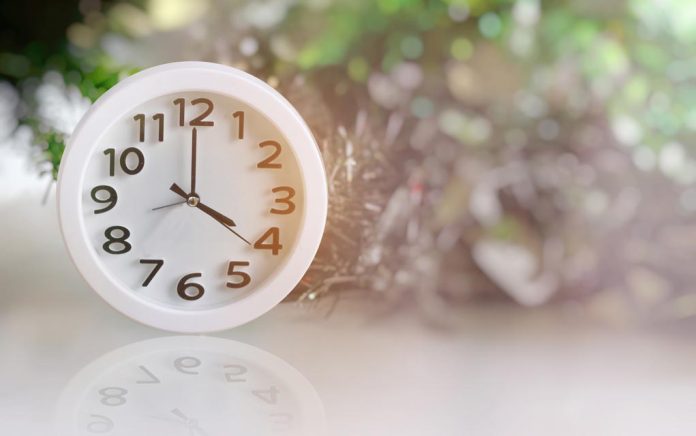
170;182;188;199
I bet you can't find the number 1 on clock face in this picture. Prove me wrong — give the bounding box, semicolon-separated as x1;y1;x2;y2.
82;91;305;308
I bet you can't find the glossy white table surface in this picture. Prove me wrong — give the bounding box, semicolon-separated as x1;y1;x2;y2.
1;168;695;436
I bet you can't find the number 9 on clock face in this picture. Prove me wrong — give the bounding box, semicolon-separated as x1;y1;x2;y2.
58;63;328;332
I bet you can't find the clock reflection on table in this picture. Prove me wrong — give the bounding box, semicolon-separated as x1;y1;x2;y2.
55;336;326;436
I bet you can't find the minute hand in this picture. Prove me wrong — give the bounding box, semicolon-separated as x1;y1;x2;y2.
200;204;251;245
196;201;236;227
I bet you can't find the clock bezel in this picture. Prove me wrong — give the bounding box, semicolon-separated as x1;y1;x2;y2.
57;62;327;332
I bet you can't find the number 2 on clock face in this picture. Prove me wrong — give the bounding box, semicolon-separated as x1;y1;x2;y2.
82;91;304;308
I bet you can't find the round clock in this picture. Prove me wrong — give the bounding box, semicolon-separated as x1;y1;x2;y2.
58;62;327;332
55;336;326;436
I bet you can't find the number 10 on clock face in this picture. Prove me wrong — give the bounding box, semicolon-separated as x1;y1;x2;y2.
81;91;305;309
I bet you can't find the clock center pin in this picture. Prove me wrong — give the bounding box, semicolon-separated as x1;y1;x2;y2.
186;195;200;207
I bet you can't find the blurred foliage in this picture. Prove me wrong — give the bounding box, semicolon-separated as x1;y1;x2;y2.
2;0;693;179
44;132;66;179
1;0;695;315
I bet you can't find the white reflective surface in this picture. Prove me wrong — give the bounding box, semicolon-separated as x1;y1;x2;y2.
1;170;696;436
56;336;324;436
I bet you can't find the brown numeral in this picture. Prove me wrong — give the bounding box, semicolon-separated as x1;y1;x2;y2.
270;186;295;215
90;185;117;214
232;110;244;139
177;273;204;300
173;98;185;126
139;259;164;287
190;98;214;126
103;226;131;255
174;97;215;127
121;147;145;175
134;113;145;142
104;148;116;176
152;113;164;141
226;261;251;288
134;113;164;142
257;140;282;169
104;147;145;176
253;228;282;255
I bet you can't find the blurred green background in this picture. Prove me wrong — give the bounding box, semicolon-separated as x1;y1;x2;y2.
1;0;695;324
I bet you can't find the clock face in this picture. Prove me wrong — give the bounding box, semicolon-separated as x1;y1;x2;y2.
58;63;327;332
82;91;304;309
56;336;326;436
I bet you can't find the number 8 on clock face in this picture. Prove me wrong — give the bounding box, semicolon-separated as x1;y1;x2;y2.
58;62;328;332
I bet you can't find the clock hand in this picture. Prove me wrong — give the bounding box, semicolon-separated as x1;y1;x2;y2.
170;182;189;199
170;183;236;226
197;203;252;245
211;217;251;245
152;200;186;211
169;183;251;245
196;201;236;227
190;128;198;195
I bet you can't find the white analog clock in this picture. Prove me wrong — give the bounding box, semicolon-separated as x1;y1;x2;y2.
58;62;327;332
55;336;326;436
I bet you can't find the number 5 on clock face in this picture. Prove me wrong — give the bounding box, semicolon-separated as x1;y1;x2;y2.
59;63;327;332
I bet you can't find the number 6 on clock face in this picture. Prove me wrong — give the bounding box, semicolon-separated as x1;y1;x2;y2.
58;62;328;332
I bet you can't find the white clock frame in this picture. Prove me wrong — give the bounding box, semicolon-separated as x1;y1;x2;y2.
57;62;327;332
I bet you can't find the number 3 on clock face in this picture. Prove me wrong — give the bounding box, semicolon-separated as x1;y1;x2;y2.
58;62;328;332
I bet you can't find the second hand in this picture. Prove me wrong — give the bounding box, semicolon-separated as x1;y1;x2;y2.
151;200;186;211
